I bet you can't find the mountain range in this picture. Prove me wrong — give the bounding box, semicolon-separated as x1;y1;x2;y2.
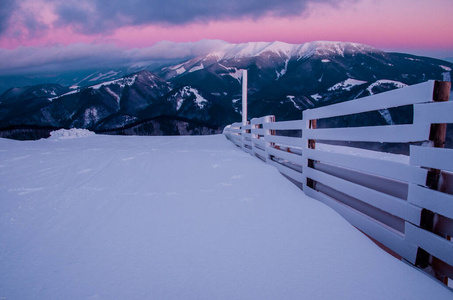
0;41;452;139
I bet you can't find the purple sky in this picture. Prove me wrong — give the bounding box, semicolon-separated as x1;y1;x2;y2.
0;0;452;74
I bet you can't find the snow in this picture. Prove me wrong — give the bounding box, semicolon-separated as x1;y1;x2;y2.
311;93;323;101
366;80;408;95
83;107;99;125
104;87;120;103
276;58;289;80
188;64;204;73
440;65;452;72
191;88;208;109
0;134;451;299
175;66;186;75
48;128;96;140
378;109;395;125
287;95;302;110
89;71;121;82
321;59;331;63
175;87;208;110
228;68;245;81
90;75;137;90
48;89;79;102
328;78;368;92
205;41;379;62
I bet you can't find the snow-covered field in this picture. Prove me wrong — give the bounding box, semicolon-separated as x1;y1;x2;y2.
0;132;451;299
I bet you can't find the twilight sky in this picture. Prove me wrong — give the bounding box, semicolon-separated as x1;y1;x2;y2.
0;0;452;74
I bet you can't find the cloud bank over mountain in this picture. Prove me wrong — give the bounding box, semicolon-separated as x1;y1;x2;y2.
0;40;229;75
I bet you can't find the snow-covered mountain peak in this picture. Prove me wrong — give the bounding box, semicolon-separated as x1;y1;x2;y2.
307;41;382;57
202;40;382;62
205;41;298;61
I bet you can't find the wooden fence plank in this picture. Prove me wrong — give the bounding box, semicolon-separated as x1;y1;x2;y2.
264;120;304;130
408;184;453;220
406;222;453;266
304;124;430;143
305;167;422;224
414;101;453;125
252;138;266;148
305;148;426;185
305;187;419;264
410;146;453;172
251;128;266;136
265;135;304;148
267;146;302;165
303;80;435;120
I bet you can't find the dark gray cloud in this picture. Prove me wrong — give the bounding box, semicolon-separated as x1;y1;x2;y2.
0;0;17;34
53;0;342;34
0;0;351;38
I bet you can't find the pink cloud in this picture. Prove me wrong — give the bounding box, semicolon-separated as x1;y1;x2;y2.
0;0;452;58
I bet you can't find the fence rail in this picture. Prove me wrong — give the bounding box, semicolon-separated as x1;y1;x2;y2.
223;80;453;286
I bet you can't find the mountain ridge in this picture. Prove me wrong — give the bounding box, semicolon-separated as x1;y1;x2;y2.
1;40;452;139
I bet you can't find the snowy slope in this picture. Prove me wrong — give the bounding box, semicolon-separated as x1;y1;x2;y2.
0;133;451;299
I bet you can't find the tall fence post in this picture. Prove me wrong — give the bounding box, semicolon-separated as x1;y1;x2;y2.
242;70;248;126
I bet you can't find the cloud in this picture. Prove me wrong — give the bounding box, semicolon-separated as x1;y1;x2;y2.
54;0;343;34
0;0;353;41
0;40;229;75
0;0;17;34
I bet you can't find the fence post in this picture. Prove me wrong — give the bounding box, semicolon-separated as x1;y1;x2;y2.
415;80;451;276
242;70;248;126
302;112;316;189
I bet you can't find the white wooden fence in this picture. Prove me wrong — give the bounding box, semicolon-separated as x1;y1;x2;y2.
223;80;453;286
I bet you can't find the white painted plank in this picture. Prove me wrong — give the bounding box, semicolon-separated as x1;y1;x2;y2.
305;187;419;264
408;184;453;220
265;135;304;148
303;81;435;120
410;146;453;172
267;146;302;166
405;223;453;266
252;138;266;148
305;167;422;224
264;120;304;130
304;148;426;185
304;124;430;143
414;101;453;125
251;128;266;136
231;128;242;134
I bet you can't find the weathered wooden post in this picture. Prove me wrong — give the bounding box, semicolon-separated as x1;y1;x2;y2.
426;81;450;190
416;80;451;282
307;119;317;189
